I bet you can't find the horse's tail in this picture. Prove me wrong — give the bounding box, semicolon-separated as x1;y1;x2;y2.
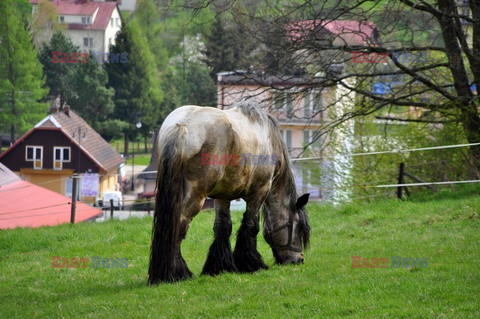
148;124;188;285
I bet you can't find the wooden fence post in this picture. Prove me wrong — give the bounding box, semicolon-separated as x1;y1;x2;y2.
70;174;78;224
110;199;114;220
397;162;405;199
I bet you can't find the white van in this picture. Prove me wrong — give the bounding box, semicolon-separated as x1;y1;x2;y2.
101;191;124;210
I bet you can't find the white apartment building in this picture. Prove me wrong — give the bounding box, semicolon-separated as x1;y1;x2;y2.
30;0;122;54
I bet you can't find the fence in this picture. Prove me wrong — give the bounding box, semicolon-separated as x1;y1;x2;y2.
1;142;480;224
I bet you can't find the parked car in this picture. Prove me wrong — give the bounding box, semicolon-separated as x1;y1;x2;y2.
100;191;124;210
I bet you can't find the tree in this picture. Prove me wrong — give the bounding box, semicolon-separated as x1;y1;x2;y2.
192;0;480;177
131;0;169;71
38;31;78;107
105;21;163;156
66;54;116;137
0;0;49;144
30;0;66;48
204;15;238;80
163;34;217;112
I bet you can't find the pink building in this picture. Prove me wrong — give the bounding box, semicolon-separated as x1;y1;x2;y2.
217;72;356;200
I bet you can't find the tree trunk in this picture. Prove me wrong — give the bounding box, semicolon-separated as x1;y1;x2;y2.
124;133;129;157
436;0;480;177
10;124;15;145
460;107;480;178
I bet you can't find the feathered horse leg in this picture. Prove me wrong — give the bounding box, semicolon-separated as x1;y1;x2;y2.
202;199;237;276
233;197;268;272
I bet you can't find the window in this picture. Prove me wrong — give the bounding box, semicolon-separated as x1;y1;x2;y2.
116;18;119;26
59;16;64;23
53;147;71;170
286;130;292;149
273;92;294;118
65;178;72;197
25;146;43;169
303;130;322;152
65;177;81;198
83;37;93;47
304;91;322;119
111;18;114;27
280;129;293;151
82;16;91;24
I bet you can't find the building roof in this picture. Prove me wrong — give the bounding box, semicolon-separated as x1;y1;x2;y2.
0;108;124;173
288;19;379;46
30;0;118;31
43;109;124;172
0;163;102;229
0;162;21;187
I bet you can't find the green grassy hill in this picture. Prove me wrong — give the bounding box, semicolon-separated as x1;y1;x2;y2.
1;187;479;318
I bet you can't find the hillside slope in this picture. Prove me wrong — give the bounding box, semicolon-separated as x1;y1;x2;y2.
0;187;479;318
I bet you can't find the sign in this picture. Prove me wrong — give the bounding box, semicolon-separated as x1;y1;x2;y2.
81;173;99;197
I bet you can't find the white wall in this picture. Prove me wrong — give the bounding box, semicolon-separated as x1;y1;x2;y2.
67;29;105;53
118;0;137;12
103;7;122;53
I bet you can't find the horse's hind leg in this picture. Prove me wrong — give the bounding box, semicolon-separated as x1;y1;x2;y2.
233;198;268;272
174;192;207;279
202;199;237;276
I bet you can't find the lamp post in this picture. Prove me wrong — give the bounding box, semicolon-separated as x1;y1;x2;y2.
131;121;142;191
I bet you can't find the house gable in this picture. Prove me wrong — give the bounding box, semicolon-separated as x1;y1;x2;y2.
0;128;100;173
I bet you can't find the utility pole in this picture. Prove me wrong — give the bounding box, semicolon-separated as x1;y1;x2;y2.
73;125;86;201
70;174;78;224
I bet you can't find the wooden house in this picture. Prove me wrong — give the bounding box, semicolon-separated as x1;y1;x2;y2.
0;106;124;204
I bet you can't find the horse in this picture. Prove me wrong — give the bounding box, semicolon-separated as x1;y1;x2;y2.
148;101;311;285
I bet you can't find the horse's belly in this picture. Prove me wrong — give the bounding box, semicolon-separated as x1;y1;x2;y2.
206;163;274;201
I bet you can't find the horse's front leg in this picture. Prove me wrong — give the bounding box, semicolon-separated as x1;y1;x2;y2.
202;199;238;276
233;196;269;272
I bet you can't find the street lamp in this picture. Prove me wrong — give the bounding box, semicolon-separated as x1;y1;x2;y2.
131;121;142;191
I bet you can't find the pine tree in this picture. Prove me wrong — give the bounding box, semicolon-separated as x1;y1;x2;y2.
132;0;168;71
0;0;49;143
105;21;163;155
67;54;115;133
38;31;78;107
204;16;238;81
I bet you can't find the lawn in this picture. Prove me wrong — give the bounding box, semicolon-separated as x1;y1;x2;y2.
125;153;151;166
0;186;479;318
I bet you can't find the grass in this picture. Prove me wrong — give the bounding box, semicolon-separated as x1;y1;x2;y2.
110;139;153;156
125;153;151;166
1;186;479;318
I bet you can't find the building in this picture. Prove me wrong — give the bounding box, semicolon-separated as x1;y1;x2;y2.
117;0;136;12
30;0;122;54
217;71;356;200
287;19;380;47
0;163;102;229
0;107;124;205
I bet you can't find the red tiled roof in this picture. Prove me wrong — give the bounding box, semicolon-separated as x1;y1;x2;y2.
288;19;378;46
30;0;118;31
0;180;102;229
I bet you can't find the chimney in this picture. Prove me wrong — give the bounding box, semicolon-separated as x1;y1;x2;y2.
64;105;70;116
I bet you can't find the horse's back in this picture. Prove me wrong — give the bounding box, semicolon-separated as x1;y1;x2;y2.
160;105;232;158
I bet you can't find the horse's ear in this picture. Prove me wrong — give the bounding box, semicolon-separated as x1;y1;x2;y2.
296;193;310;209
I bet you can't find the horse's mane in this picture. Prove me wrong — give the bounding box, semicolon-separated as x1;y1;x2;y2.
232;100;310;248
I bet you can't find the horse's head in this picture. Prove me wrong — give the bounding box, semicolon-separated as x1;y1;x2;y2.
263;193;310;264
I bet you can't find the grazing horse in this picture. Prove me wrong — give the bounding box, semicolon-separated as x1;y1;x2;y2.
148;101;310;285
